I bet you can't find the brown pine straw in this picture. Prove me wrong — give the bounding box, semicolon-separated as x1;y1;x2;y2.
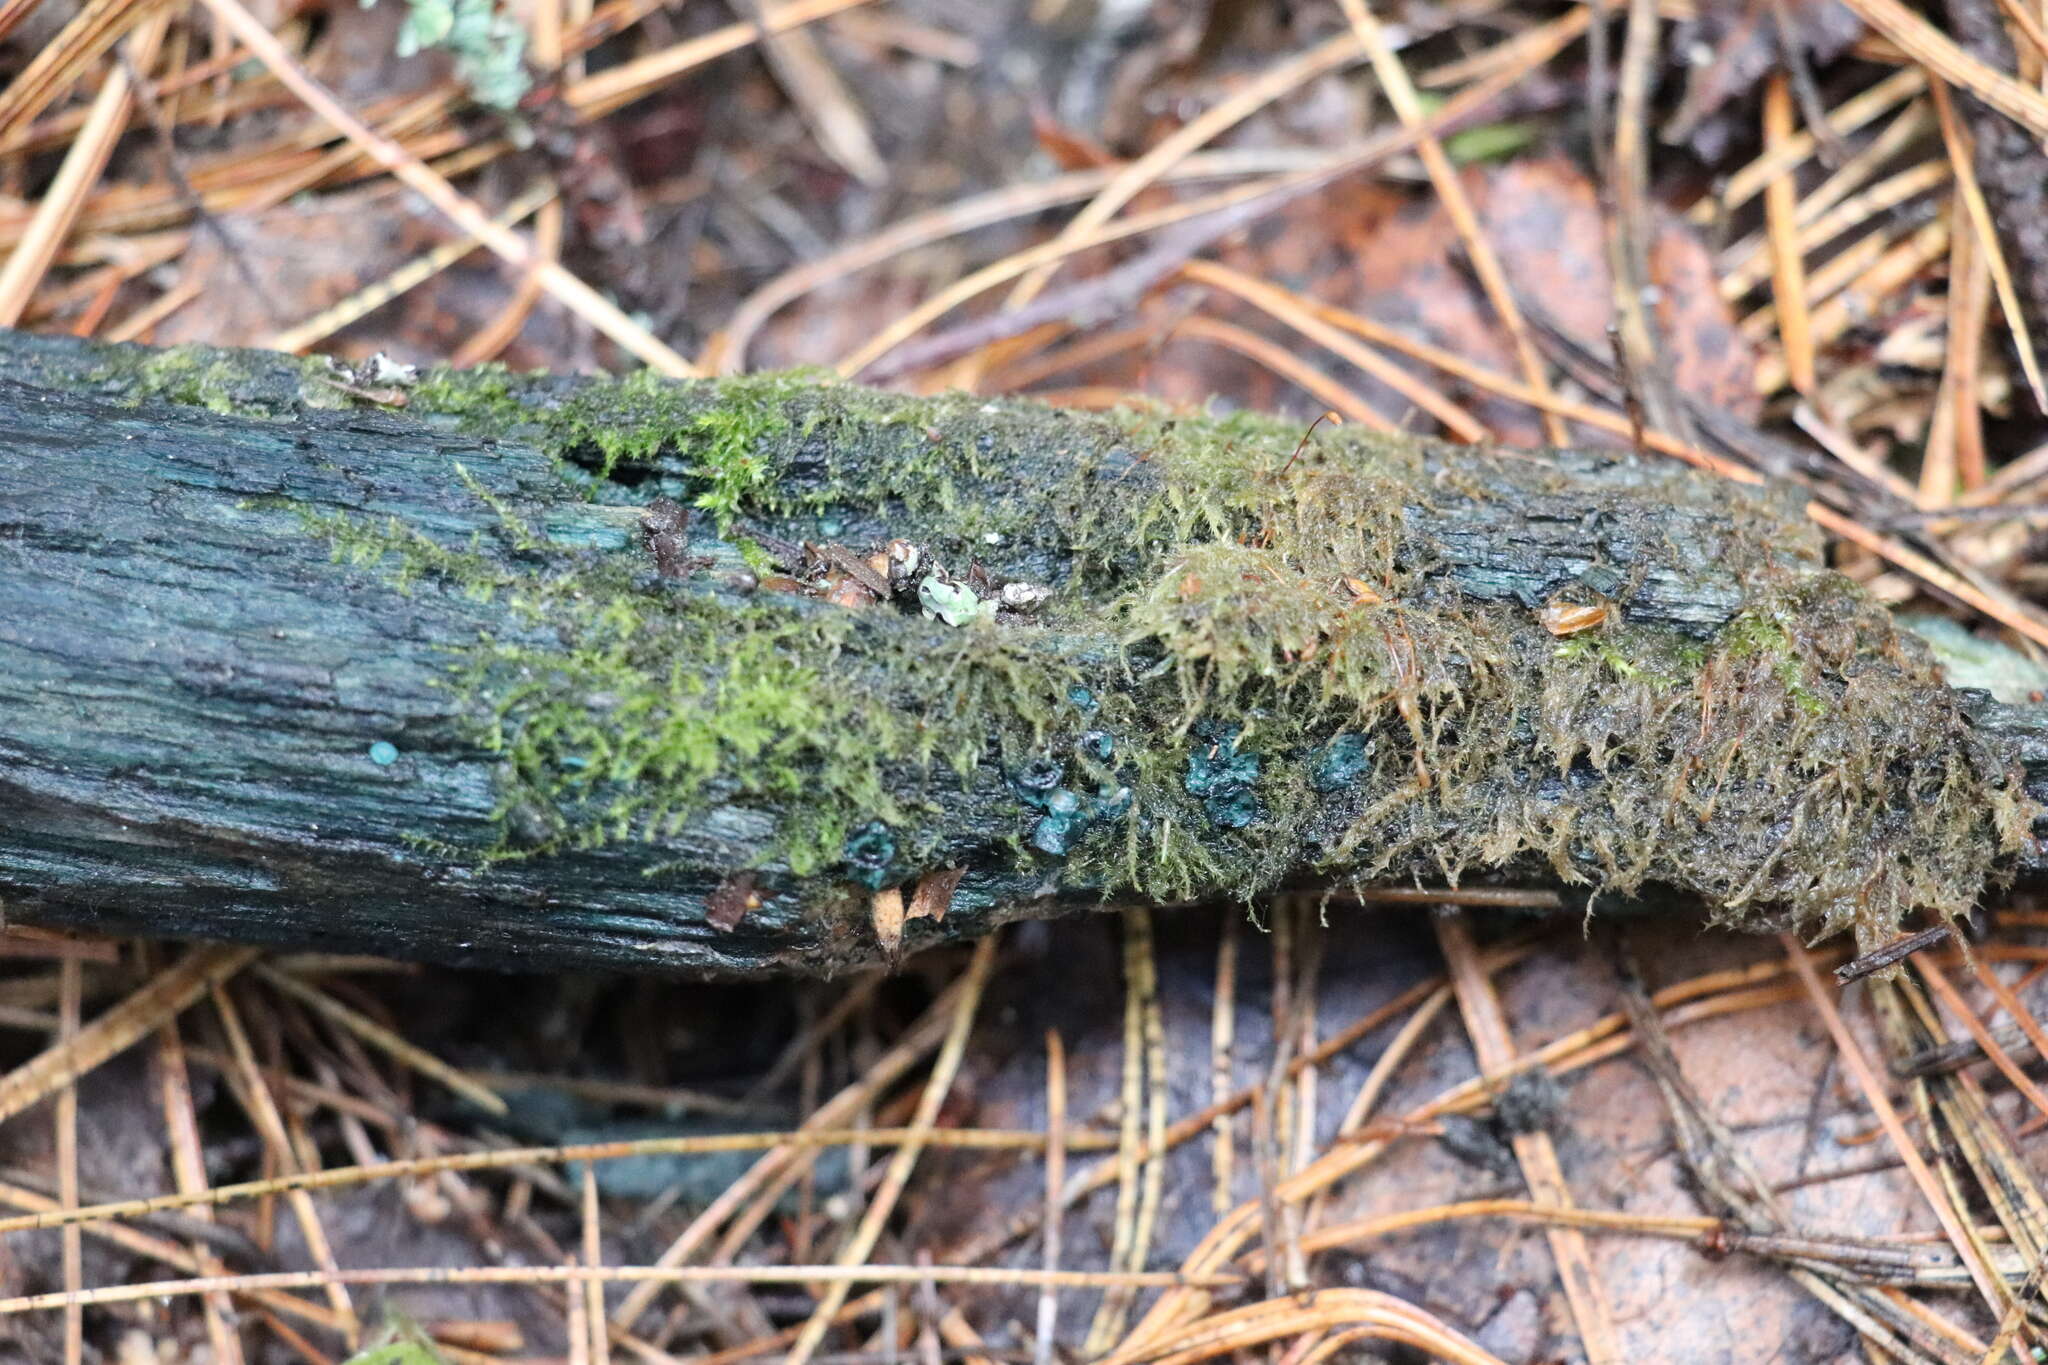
1171;314;1398;432
579;1165;610;1365
1179;259;1761;480
1435;912;1621;1364
991;29;1379;320
1704;66;1928;219
102;273;201;342
1036;1028;1068;1365
191;0;697;377
1172;262;1489;440
834;7;1590;383
0;0;173;137
1099;1288;1502;1365
0;1261;1236;1318
252;962;508;1116
262;180;556;354
1927;76;2047;410
1915;957;2048;1128
0;10;169;324
564;0;879;120
0;1177;343;1334
607;962;984;1332
711;7;1582;376
1719;156;1948;301
1716;99;1937;286
153;998;246;1365
1763;73;1819;401
948;944;1806;1272
1833;0;2048;138
1738;211;1945;345
1780;937;2017;1332
0;945;259;1125
55;957;82;1365
711;152;1346;374
210;983;359;1343
1334;0;1567;445
1086;911;1160;1351
0;1126;1121;1237
1091;961;1830;1360
783;936;997;1365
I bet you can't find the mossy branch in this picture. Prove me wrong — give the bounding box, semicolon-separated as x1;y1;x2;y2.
0;329;2041;974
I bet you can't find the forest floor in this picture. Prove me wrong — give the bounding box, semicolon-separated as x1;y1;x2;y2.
8;0;2048;1361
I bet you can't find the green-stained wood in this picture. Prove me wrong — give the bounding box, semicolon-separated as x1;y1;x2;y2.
0;329;2041;975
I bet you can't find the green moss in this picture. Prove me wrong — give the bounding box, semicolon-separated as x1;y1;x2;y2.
292;505;512;598
1720;606;1826;714
81;343;335;419
410;364;524;425
304;370;2026;952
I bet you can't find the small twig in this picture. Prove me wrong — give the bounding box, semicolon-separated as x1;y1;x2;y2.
1606;322;1648;455
1605;0;1697;449
1838;925;1958;983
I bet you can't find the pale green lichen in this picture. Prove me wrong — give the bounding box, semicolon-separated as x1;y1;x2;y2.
381;0;529;110
919;578;996;627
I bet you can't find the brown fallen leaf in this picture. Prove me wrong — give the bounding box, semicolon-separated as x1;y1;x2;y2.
1331;158;1762;443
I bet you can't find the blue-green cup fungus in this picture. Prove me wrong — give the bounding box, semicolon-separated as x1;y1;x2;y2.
1186;725;1261;829
842;820;898;890
1030;810;1084;856
1089;785;1133;821
1311;732;1371;792
1026;776;1134;859
1011;756;1066;807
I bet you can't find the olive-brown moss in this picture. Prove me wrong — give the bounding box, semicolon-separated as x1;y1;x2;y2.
342;369;2032;950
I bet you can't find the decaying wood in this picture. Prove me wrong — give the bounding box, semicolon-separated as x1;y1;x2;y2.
0;329;2043;975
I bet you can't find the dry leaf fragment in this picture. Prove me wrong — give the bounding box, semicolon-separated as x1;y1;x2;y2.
706;872;762;933
907;866;966;926
871;886;907;955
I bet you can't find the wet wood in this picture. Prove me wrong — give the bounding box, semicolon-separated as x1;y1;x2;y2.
1;329;2042;974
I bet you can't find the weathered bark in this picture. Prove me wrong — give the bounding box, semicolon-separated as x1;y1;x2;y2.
0;329;2041;974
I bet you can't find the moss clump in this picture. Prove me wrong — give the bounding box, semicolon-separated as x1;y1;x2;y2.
73;342;339;419
322;370;2027;952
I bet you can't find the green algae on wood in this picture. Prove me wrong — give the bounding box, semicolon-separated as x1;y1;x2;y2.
0;329;2038;973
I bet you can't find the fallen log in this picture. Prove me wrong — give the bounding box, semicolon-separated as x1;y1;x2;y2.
0;329;2040;974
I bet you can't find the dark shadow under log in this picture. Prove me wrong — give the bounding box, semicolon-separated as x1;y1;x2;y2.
0;329;2042;974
